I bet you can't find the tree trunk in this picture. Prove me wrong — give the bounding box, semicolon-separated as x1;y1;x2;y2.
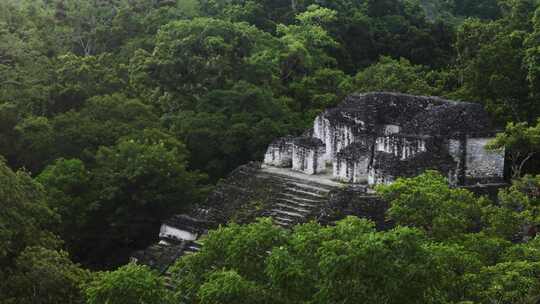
510;152;535;179
516;152;536;178
291;0;297;12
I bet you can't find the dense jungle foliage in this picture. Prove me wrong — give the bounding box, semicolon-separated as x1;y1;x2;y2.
1;0;540;303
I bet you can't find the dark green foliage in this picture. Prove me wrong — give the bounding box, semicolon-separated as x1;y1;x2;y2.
50;53;127;114
379;171;540;243
0;159;59;270
164;82;297;179
353;56;444;95
0;158;87;304
13;94;159;173
84;263;173;304
37;130;207;268
5;246;89;304
378;171;483;240
172;218;451;304
487;119;540;177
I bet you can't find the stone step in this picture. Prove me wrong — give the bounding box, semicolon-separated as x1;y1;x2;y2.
256;171;336;192
163;274;174;288
257;175;332;194
276;198;318;209
233;165;260;176
280;193;325;203
273;219;292;227
284;181;333;194
186;245;200;251
284;186;329;197
274;216;294;223
276;203;311;214
273;216;298;227
259;166;343;187
271;208;305;219
255;173;334;196
220;183;252;193
282;188;327;198
183;241;202;254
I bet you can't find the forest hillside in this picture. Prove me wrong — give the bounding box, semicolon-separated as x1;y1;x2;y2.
1;0;540;303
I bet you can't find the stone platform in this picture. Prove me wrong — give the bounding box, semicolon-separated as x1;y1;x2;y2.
261;164;345;188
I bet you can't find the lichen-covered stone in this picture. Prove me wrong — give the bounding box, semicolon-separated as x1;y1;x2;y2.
333;143;372;183
264;136;294;167
465;138;505;183
292;137;326;175
319;188;393;231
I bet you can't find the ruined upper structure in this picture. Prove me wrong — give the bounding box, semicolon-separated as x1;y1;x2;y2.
264;92;505;186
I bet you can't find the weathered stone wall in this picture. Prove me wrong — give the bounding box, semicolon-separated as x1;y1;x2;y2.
333;157;371;183
465;138;505;183
292;138;326;175
319;188;393;231
333;143;372;183
375;135;427;160
313;108;373;163
447;137;505;185
448;137;467;185
264;136;293;167
382;124;401;135
368;152;400;185
368;170;394;185
313;115;331;162
368;150;458;186
159;224;198;242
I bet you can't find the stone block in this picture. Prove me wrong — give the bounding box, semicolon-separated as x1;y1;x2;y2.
292;137;326;175
264;136;294;167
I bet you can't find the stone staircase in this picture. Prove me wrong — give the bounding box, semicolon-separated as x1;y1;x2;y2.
133;163;347;273
183;240;203;255
256;167;342;228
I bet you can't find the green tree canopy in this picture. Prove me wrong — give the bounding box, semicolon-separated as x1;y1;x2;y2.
353;56;443;96
487;119;540;178
0;158;87;303
130;17;278;110
0;158;58;270
38;129;207;268
377;171;483;240
168;217;487;304
84;263;173;304
5;246;89;304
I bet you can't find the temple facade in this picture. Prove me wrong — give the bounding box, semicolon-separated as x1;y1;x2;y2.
263;92;505;186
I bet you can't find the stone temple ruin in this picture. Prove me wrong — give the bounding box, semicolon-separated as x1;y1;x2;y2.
264;92;505;186
133;92;506;271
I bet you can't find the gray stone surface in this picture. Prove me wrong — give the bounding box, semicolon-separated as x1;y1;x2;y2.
292;138;326;175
